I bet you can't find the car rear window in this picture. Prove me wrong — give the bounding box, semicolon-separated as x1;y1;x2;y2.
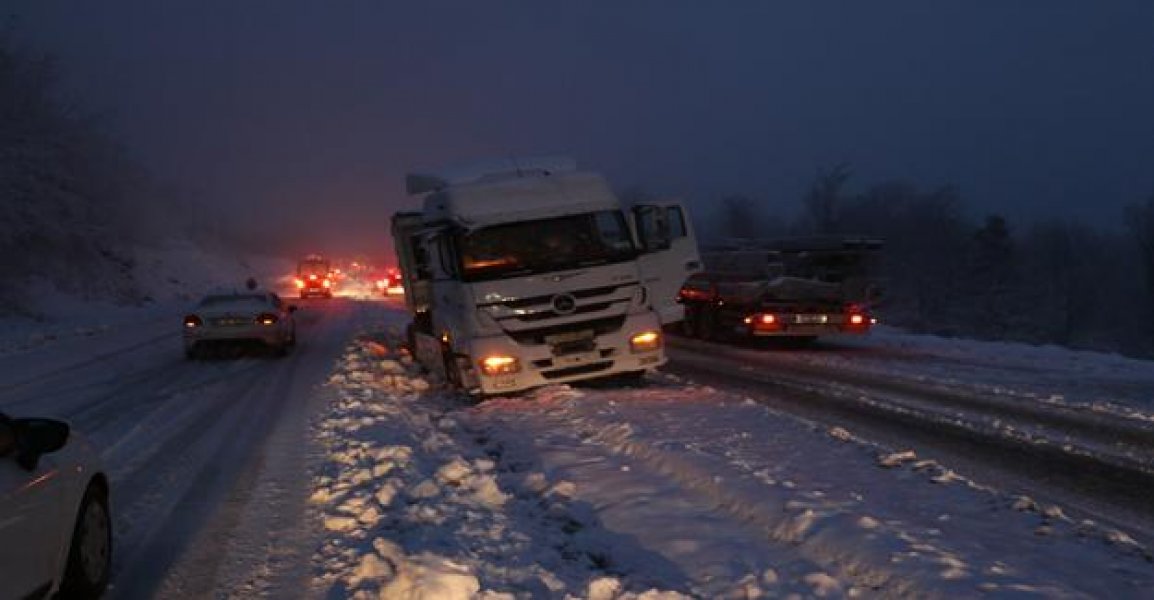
198;294;269;307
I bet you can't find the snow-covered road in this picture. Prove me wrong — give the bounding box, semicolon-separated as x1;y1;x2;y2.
3;299;1153;598
0;297;370;598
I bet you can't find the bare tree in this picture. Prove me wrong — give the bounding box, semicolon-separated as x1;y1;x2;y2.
1125;195;1154;337
802;163;851;234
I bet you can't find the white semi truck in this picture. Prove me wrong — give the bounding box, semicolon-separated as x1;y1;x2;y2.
392;157;700;396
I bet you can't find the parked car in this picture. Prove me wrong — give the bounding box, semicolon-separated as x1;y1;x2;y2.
0;413;112;600
183;291;298;358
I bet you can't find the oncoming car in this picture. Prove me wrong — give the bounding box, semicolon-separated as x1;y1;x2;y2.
0;413;112;600
183;291;298;358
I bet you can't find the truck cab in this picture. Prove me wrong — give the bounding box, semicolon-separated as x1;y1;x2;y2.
393;157;700;396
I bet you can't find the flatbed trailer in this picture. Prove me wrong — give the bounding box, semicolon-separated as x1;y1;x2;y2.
677;237;881;343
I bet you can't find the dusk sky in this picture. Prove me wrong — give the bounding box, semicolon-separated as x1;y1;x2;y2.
7;1;1154;256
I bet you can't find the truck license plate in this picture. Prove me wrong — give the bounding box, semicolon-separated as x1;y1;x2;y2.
554;351;600;367
795;314;829;324
544;330;594;345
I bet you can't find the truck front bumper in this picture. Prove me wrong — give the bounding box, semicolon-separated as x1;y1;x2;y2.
468;312;666;395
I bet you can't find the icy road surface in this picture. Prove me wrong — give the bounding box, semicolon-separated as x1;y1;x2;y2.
2;299;1153;598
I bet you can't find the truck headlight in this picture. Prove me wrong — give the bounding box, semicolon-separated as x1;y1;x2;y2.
479;355;520;375
629;330;661;353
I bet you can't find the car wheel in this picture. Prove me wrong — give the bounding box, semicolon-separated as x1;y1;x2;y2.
59;484;112;598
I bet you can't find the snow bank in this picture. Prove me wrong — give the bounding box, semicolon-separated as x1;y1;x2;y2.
310;332;692;599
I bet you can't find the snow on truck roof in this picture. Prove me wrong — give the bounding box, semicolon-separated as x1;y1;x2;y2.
406;157;620;227
405;156;577;195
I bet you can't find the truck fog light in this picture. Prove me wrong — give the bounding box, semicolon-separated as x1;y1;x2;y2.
629;330;661;353
479;355;520;375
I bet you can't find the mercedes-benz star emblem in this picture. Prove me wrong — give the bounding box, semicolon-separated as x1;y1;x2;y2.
552;294;577;315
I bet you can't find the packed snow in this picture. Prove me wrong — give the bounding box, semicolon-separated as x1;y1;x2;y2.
305;314;1154;598
3;296;1153;598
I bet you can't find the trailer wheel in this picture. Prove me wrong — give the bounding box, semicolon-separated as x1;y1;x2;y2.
698;308;720;341
680;306;699;338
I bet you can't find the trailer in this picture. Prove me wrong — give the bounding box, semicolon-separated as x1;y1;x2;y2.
677;236;882;343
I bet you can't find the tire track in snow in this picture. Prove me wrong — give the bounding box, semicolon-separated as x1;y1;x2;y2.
665;349;1154;548
107;353;297;599
0;330;174;395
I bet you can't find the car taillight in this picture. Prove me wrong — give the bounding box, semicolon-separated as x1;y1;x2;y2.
256;313;278;325
309;274;318;280
294;278;305;288
376;279;387;288
849;314;866;326
184;315;202;328
322;279;332;288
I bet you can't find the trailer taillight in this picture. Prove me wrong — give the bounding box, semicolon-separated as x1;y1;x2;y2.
745;314;780;330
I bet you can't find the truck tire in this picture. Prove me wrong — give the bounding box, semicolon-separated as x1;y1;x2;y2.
441;344;463;390
681;306;699;338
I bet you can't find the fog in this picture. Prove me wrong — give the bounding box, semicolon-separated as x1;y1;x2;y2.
7;1;1154;257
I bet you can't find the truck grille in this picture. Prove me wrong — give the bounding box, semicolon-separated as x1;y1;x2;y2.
483;282;637;333
506;315;626;345
540;361;615;380
478;283;633;310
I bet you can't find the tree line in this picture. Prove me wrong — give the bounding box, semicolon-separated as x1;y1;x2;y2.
710;165;1154;358
0;32;216;317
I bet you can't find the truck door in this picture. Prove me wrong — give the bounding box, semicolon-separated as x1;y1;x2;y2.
634;203;703;325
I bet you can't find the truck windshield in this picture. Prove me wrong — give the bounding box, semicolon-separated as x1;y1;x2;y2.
458;210;637;281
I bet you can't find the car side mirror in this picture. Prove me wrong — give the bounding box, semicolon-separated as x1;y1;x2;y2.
12;418;70;471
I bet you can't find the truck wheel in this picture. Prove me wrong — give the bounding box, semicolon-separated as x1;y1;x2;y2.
441;345;463;390
681;307;699;338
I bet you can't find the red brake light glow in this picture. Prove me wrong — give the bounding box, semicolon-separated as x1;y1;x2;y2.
183;315;202;328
